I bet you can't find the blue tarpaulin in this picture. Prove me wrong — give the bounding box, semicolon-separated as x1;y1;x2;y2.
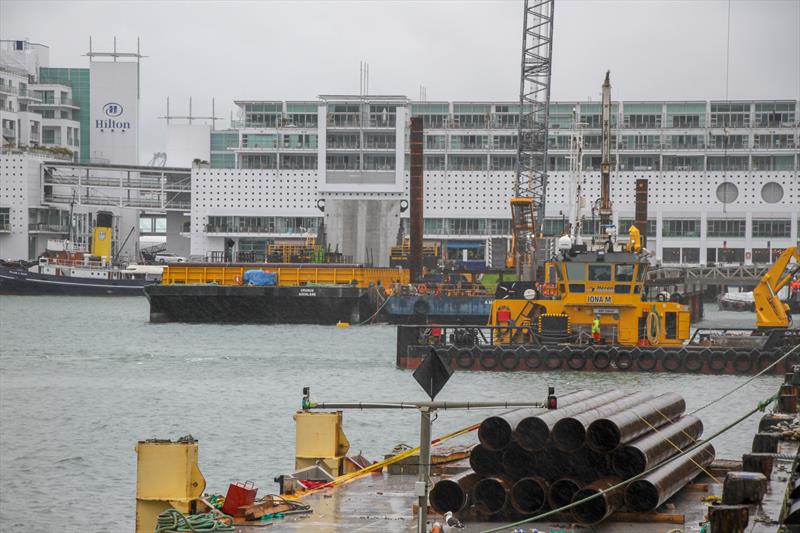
244;269;277;286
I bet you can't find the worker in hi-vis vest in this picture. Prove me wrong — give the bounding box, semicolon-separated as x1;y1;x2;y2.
592;314;602;343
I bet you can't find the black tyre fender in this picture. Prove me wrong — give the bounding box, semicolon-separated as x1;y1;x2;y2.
685;349;705;372
566;349;587;370
662;349;683;372
480;348;500;370
413;298;430;315
500;349;520;371
524;348;543;370
636;348;658;371
592;349;611;370
614;350;633;370
544;348;563;370
456;348;475;369
756;350;775;373
732;350;753;373
709;350;731;373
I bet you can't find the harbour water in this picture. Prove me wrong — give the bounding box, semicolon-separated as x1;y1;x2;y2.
0;296;780;531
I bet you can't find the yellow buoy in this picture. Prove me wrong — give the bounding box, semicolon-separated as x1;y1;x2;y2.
336;321;350;327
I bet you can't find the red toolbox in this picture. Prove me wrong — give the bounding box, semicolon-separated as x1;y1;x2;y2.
221;480;258;516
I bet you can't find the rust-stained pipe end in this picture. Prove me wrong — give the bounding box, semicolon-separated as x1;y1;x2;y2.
549;478;581;509
472;477;509;515
551;418;586;453
479;416;513;451
611;446;647;479
624;479;659;513
470;444;504;477
514;417;550;451
586;419;621;453
510;476;548;515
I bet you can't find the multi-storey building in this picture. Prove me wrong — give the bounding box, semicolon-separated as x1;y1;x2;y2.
195;96;798;266
0;40;82;160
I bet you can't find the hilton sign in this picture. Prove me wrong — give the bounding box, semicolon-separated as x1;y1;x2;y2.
95;102;130;130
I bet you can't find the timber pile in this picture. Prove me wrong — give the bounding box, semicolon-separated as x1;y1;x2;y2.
429;389;715;526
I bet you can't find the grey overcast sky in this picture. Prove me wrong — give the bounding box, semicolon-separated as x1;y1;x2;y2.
2;0;799;161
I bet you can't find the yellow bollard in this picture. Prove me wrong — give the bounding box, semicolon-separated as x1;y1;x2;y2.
135;437;206;533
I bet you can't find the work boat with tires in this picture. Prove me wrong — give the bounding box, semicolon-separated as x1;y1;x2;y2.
395;230;800;376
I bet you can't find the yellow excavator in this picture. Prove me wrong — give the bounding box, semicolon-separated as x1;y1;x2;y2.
753;246;799;330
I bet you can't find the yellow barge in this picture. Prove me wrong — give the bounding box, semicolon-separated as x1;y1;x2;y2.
145;263;409;324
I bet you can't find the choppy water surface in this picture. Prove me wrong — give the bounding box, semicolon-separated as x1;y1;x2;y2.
0;297;779;530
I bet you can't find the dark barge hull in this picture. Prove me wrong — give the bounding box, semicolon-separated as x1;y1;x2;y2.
0;266;148;296
396;325;800;376
145;284;374;324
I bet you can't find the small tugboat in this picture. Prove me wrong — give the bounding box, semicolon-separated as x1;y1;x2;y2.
0;211;163;296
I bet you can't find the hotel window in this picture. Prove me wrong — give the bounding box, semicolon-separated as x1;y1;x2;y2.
489;219;511;234
710;103;750;128
0;207;10;230
412;103;449;129
492;135;517;150
491;155;516;171
451;135;488;150
425;135;445;150
326;154;360;170
424;218;443;234
667;135;703;149
707;156;748;171
662;248;681;263
663;155;704;171
622;105;662;129
681;248;700;264
549;105;575;129
425;156;445;170
283;134;317;149
239;154;276;169
547;135;570;150
752;220;791;238
448;155;487;171
709;247;745;264
327;133;359;149
621;135;660;150
547;155;569;171
367;104;397;127
752;156;795;171
285;103;318;128
363;154;395;171
210;153;235;169
709;134;748;149
364;133;395;149
447;218;486;235
279;154;317;170
452;104;491;128
707;219;745;238
662;219;700;238
754;102;795;127
618;219;657;238
211;132;239;151
619;155;659;171
242;134;276;149
753;134;795;149
492;105;523;129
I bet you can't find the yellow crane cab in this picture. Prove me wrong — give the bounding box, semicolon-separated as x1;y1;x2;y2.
489;229;691;347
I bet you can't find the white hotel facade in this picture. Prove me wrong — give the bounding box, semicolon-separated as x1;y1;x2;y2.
194;96;799;267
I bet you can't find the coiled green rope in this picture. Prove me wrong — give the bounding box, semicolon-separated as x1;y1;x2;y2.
154;508;235;533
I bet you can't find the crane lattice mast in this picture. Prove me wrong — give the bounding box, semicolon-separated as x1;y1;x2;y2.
510;0;555;278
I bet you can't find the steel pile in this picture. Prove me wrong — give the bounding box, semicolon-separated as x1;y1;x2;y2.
429;388;715;526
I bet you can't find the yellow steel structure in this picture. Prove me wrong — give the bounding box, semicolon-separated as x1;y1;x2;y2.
490;229;690;347
161;265;409;288
135;439;206;533
754;246;799;329
90;225;112;258
294;411;350;476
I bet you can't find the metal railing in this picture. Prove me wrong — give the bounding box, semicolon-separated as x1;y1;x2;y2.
28;223;68;233
0;223;11;232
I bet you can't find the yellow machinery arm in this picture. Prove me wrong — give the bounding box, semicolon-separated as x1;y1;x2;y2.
754;246;799;329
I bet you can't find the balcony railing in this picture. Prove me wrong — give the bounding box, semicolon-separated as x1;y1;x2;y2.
0;223;11;232
2;127;15;138
0;85;18;95
32;97;78;107
28;223;68;233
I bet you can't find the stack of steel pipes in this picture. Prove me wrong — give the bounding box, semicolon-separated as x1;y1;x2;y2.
428;389;715;526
